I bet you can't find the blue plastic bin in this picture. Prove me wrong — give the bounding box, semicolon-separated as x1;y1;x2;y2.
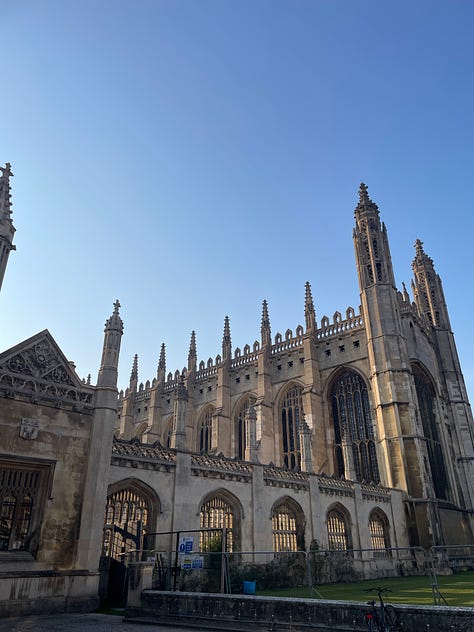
243;580;256;594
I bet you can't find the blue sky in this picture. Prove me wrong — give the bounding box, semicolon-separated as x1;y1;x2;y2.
1;0;473;398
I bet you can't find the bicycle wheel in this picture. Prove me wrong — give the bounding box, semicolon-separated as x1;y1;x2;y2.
384;605;401;631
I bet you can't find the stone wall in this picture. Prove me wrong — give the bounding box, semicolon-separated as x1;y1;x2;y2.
127;589;474;632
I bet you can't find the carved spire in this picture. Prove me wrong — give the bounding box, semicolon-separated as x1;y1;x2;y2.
402;281;410;303
222;316;232;362
97;300;124;388
411;239;450;328
261;300;271;347
0;163;13;221
157;343;166;382
188;330;197;372
129;354;138;390
0;162;16;293
356;182;379;215
304;281;316;332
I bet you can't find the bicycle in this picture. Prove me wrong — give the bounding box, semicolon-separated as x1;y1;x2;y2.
364;586;401;631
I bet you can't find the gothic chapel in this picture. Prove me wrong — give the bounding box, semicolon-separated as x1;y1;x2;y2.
0;163;473;615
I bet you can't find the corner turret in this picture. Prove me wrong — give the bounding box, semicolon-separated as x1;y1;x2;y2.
97;300;123;388
353;183;396;289
411;239;450;329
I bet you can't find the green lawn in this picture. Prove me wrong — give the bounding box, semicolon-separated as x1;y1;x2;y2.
258;570;474;607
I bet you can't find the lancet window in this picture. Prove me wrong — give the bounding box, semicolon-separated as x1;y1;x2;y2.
326;508;351;551
413;366;449;500
102;486;151;561
330;370;380;483
198;407;214;452
279;384;303;470
199;494;238;552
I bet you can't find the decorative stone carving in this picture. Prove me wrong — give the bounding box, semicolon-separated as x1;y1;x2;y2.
19;418;39;440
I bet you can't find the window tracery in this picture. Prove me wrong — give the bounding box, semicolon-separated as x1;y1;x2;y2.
369;509;390;556
199;494;237;552
327;508;351;550
0;461;52;554
413;366;449;500
279;384;303;470
271;500;304;552
235;395;255;459
330;370;380;483
102;487;150;561
198;407;214;452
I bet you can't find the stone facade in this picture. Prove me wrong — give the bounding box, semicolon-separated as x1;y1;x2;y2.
0;164;473;615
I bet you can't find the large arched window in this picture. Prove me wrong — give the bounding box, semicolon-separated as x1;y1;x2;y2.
234;395;255;459
102;481;157;561
327;507;351;551
413;366;449;500
199;492;239;553
369;509;390;556
280;384;304;470
272;498;305;552
198;407;214;452
330;370;379;483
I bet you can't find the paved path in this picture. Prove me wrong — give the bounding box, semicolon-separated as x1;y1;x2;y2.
0;613;205;632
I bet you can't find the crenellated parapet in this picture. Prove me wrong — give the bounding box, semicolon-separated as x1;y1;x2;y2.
317;307;363;339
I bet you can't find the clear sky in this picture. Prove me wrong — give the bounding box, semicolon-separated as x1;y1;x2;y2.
1;0;473;398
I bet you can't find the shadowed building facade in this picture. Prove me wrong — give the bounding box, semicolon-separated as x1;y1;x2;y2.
0;164;473;614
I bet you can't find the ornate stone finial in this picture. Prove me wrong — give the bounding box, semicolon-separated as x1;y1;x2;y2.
358;182;370;204
223;316;231;340
188;330;197;371
157;343;166;382
130;354;138;385
104;299;123;333
222;316;232;361
189;330;197;357
355;182;379;215
414;238;424;254
402;281;410;302
0;163;13;178
261;300;271;346
412;238;434;268
304;281;316;332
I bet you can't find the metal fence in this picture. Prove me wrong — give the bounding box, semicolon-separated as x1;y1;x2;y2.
122;539;474;599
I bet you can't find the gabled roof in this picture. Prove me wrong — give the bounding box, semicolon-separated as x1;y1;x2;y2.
0;329;84;387
0;330;94;412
